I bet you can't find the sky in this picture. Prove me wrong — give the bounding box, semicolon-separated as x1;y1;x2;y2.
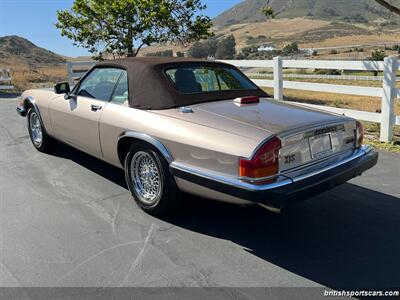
0;0;242;57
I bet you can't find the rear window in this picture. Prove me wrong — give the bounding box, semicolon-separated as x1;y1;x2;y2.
165;66;258;94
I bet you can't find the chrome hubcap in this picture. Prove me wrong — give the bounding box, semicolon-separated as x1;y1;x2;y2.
130;151;162;205
29;112;42;146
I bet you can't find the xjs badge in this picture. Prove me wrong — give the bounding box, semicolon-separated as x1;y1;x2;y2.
284;154;296;164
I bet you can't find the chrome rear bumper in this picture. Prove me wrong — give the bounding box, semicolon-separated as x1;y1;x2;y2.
170;146;378;210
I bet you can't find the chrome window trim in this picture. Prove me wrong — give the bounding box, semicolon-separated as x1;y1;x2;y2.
118;131;173;163
170;145;372;192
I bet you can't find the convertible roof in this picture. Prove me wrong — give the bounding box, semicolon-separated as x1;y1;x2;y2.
96;57;268;110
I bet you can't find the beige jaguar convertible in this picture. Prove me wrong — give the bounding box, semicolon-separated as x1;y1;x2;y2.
17;57;378;215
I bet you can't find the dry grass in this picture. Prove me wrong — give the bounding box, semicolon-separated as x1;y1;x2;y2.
262;86;400;115
146;17;398;53
281;77;400;88
301;33;400;49
10;65;67;91
256;77;377;87
218;18;329;48
363;121;400;152
315;49;399;61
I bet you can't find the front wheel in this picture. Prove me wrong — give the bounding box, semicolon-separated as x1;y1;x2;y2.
124;143;181;215
27;107;56;152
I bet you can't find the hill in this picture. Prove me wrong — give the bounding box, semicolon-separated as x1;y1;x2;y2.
0;35;66;67
213;0;399;28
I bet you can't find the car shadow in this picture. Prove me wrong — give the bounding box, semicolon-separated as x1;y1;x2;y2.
166;187;400;289
53;142;128;189
53;142;400;289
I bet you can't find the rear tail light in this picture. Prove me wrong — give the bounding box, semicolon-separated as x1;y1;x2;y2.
239;136;281;182
355;121;364;148
234;96;260;105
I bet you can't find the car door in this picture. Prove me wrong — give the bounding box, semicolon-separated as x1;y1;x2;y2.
49;67;123;157
98;70;130;165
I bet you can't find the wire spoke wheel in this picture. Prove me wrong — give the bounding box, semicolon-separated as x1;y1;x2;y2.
130;151;163;205
29;111;42;146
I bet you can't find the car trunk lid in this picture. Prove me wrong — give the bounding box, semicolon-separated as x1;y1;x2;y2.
193;98;358;172
154;98;356;170
193;98;347;134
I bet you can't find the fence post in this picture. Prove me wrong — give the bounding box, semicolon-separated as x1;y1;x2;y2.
273;56;283;100
380;56;397;142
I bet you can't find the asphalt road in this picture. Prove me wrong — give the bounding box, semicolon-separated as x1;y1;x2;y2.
1;97;400;289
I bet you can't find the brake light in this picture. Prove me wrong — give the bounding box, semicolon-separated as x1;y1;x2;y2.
355;121;364;148
239;136;281;181
234;96;260;104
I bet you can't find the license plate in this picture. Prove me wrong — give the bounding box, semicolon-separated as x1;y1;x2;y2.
309;133;332;159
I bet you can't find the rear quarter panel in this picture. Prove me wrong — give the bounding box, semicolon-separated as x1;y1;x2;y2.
99;103;261;176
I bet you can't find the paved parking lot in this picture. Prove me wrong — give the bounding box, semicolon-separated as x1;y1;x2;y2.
1;97;400;289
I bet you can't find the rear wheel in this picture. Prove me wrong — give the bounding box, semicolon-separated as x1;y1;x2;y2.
27;107;56;152
124;142;181;215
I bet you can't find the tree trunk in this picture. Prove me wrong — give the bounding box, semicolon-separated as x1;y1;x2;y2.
126;6;134;57
127;28;134;57
133;44;145;57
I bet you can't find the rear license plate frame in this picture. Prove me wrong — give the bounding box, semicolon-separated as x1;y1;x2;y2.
309;133;333;160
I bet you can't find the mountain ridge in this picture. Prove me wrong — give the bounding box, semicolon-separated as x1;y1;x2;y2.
0;35;66;67
213;0;399;28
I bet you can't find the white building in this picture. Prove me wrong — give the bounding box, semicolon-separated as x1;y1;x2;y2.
257;45;275;52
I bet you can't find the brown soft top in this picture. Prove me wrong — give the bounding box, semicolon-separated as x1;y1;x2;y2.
96;57;269;110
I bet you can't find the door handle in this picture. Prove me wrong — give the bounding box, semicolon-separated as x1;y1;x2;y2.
91;104;102;112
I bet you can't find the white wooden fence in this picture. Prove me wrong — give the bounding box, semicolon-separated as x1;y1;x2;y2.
67;57;399;142
0;68;13;90
248;73;400;82
66;61;95;85
223;57;400;142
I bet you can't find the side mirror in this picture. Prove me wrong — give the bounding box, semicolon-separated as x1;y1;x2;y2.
54;82;70;95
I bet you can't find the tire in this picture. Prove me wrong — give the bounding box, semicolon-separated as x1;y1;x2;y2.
124;142;181;215
27;107;57;152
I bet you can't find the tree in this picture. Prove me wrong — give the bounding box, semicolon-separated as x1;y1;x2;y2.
282;42;299;55
261;0;275;19
145;49;173;57
369;50;386;76
215;35;236;59
203;38;218;58
188;37;218;58
188;42;208;58
56;0;212;60
369;49;386;61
